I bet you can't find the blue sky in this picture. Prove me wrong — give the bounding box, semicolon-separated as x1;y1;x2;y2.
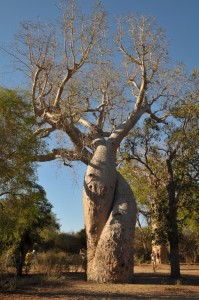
0;0;198;232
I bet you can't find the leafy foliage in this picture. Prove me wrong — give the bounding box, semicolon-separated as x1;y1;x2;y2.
40;228;86;254
0;88;59;263
0;184;58;251
0;88;42;197
119;73;199;277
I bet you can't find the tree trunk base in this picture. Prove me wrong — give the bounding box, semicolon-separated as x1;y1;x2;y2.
85;173;137;283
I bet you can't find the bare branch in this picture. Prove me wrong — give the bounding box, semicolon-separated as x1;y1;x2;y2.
0;45;31;70
36;147;92;165
34;126;56;138
53;69;71;107
146;107;169;124
119;45;141;65
78;118;95;130
32;67;43;113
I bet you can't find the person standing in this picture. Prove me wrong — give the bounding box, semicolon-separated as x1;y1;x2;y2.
24;250;32;274
151;251;157;271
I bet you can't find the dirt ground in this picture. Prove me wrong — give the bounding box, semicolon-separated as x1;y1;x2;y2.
1;264;199;300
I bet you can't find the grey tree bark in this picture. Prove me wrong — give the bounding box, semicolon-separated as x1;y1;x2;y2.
83;141;136;282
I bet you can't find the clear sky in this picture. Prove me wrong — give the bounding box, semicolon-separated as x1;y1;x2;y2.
0;0;198;232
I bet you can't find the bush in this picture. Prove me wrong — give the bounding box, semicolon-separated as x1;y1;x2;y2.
0;252;17;292
34;251;83;276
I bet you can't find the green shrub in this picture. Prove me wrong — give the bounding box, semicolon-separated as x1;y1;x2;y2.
34;251;82;276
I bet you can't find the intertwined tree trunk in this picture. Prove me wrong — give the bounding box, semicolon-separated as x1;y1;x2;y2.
83;141;136;282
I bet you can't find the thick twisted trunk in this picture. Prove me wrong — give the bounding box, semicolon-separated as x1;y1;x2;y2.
83;141;137;283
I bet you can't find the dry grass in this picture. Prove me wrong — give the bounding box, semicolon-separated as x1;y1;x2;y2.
1;264;199;300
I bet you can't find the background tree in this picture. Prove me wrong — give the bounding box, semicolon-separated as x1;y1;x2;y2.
180;228;199;263
0;88;40;198
134;227;152;263
120;73;199;278
119;162;152;262
9;0;187;282
0;88;59;275
0;183;59;275
39;228;86;253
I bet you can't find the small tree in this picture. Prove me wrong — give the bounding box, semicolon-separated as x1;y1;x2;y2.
0;182;60;275
134;227;152;263
120;73;199;278
7;0;187;282
0;88;59;275
0;88;40;197
180;229;199;263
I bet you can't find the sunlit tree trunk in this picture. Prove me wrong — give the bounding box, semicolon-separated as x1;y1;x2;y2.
83;141;137;282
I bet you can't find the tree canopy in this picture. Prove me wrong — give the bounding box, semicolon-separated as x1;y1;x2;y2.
0;88;59;257
119;71;199;277
0;88;42;198
8;2;186;166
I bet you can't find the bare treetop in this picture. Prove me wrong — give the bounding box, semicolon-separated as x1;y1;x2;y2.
10;0;185;166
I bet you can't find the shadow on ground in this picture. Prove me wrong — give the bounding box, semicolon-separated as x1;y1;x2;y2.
1;266;199;300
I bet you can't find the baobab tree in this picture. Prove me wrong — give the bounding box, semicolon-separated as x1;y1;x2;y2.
10;0;185;282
